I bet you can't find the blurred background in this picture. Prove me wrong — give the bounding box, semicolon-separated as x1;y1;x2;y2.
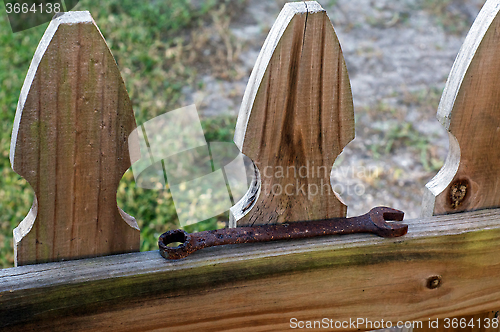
0;0;486;267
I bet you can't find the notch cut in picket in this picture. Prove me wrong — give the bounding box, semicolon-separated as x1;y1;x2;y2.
231;1;355;227
10;11;139;266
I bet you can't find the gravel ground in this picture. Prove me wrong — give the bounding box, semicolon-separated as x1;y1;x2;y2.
187;0;486;219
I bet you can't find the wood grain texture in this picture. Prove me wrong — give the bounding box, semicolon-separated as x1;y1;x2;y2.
420;1;500;330
9;12;139;266
422;0;500;216
2;209;500;331
231;1;354;226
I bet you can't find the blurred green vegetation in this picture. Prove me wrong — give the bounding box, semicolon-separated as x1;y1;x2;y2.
420;0;472;34
0;0;243;267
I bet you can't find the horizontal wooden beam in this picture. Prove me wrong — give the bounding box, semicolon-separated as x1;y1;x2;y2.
1;209;500;331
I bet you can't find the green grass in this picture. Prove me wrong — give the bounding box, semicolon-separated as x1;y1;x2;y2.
363;87;445;173
372;122;443;172
420;0;472;34
0;0;243;267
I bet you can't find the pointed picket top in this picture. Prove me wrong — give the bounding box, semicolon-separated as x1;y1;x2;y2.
10;11;139;266
422;0;500;216
231;1;355;226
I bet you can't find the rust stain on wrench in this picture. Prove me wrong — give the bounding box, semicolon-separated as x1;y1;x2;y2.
159;206;407;260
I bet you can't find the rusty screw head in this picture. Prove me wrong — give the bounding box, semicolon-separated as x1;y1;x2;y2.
427;275;442;289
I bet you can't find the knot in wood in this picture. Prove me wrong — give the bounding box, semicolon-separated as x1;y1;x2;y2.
448;179;469;209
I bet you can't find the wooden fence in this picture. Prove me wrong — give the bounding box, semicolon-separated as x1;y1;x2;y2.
1;1;500;331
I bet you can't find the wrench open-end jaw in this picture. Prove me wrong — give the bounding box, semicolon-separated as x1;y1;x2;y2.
159;206;407;260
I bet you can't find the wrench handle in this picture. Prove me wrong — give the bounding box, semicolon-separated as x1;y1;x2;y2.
159;207;407;260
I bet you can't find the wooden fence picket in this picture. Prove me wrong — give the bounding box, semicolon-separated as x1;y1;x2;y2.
422;0;500;216
10;11;140;266
420;0;500;330
230;1;355;227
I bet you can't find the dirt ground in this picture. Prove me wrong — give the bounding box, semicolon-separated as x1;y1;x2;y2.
186;0;486;219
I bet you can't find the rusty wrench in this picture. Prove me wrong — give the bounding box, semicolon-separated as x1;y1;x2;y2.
159;206;407;260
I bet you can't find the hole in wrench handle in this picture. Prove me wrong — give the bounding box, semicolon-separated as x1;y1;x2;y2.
158;206;408;260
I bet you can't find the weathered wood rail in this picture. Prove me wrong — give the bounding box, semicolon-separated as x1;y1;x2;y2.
1;1;500;331
1;209;500;331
